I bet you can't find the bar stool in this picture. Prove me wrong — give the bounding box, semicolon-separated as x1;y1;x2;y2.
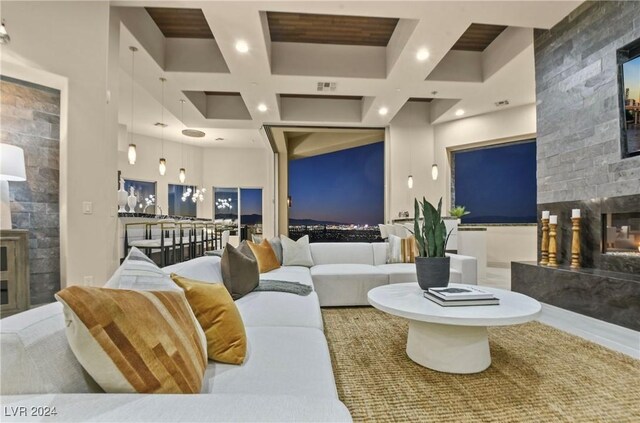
124;220;177;267
177;220;194;262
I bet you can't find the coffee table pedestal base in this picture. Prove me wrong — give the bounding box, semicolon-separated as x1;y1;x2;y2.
406;320;491;374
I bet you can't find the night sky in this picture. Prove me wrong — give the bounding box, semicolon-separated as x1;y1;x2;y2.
289;142;384;225
240;188;262;216
454;141;537;224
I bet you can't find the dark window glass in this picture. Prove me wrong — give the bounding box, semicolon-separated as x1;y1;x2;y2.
124;179;157;214
168;184;198;217
453;141;537;224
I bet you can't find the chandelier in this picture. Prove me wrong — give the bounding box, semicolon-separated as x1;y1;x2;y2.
216;197;233;210
182;187;206;203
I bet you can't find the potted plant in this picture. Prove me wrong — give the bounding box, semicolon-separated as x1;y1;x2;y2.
413;197;453;290
449;205;470;220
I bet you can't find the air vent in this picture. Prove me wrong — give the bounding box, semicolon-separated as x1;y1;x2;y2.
154;122;168;128
317;82;337;92
495;100;510;107
182;129;206;138
215;137;224;141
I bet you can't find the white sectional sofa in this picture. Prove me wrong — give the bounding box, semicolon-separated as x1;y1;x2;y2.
307;243;477;306
0;256;349;422
0;242;476;422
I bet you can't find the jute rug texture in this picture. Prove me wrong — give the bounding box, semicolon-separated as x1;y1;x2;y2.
322;307;640;422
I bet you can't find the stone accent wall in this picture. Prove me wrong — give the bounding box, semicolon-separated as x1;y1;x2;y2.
1;76;61;305
535;1;640;204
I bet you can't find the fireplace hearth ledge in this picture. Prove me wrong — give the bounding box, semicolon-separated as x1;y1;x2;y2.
511;261;640;331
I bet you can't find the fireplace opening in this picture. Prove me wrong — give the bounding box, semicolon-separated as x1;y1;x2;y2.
602;211;640;257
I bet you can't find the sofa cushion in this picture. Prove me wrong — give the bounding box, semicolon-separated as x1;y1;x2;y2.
280;235;314;267
171;275;247;365
372;242;388;265
261;265;314;287
203;327;337;398
105;247;180;292
0;302;101;395
163;256;223;284
377;263;417;284
0;393;353;422
311;264;388;306
377;263;462;284
55;286;207;394
309;243;374;265
235;291;323;330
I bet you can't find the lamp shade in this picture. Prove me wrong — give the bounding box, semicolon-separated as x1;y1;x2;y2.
0;144;27;181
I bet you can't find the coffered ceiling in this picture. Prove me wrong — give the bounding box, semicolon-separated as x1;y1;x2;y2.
114;1;582;149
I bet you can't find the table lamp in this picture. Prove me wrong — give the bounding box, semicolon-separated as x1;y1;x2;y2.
0;144;27;230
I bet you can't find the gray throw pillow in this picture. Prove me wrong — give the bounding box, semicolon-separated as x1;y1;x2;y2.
221;243;259;300
268;237;283;264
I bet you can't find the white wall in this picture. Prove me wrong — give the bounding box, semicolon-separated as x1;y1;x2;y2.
1;1;119;287
117;130;205;216
388;103;538;263
387;102;436;220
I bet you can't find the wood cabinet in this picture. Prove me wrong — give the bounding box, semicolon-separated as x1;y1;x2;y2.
0;230;29;318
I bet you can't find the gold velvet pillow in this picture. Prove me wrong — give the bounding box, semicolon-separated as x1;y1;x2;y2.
171;274;247;365
247;239;281;273
55;286;207;394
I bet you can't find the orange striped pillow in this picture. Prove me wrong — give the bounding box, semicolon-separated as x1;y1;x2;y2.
55;286;207;394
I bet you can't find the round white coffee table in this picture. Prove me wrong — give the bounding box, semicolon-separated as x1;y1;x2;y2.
368;283;541;374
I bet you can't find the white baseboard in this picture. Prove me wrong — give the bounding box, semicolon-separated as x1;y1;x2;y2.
538;303;640;359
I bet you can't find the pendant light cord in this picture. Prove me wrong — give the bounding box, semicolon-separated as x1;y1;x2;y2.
130;48;135;145
180;100;184;167
160;78;165;156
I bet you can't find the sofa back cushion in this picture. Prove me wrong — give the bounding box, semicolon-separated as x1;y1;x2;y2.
163;255;223;284
309;243;374;265
372;243;388;265
0;302;101;394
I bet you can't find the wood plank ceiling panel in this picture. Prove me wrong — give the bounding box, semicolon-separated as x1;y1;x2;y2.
451;23;507;52
145;8;214;39
280;94;363;100
267;11;398;47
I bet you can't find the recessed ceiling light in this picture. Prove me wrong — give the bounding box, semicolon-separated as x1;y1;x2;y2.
235;40;249;53
215;137;224;141
154;122;168;128
182;129;206;138
416;48;430;61
455;109;465;116
257;103;268;112
378;107;388;116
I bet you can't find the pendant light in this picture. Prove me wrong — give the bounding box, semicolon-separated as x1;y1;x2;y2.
179;99;186;183
128;46;138;165
431;136;438;181
158;77;167;176
407;175;414;189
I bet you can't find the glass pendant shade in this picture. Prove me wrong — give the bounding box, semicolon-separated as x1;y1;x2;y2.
431;164;439;180
407;175;414;189
179;168;186;183
127;144;137;165
158;158;166;176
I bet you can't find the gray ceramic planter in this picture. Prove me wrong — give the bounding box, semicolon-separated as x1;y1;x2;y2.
415;256;450;290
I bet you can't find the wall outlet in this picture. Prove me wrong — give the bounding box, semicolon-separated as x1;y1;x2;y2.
83;276;94;286
82;201;93;215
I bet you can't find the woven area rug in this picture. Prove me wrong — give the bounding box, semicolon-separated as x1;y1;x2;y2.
322;307;640;422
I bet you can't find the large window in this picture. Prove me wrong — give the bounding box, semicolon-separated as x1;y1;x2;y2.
124;179;156;213
168;184;198;217
214;187;239;225
453;141;536;224
288;142;384;242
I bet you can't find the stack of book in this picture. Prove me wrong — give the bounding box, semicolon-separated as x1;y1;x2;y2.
423;286;499;307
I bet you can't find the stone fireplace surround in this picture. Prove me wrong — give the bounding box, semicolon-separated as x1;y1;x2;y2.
513;194;640;331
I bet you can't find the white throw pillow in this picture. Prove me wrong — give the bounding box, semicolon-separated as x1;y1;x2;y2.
387;234;403;263
378;224;389;240
280;235;314;267
104;247;180;291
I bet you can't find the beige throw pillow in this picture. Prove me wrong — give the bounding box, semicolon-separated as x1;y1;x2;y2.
280;235;314;267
